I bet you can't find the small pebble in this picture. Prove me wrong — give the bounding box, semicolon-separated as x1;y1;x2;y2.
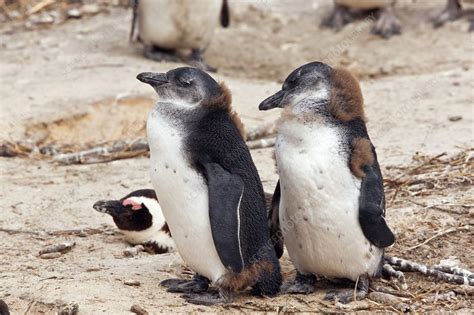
82;4;100;15
131;304;149;315
124;280;141;286
448;115;462;122
39;252;62;259
67;8;82;19
39;242;75;255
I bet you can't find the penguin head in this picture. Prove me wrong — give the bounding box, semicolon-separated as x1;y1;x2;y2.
260;61;365;122
93;189;159;232
259;61;333;112
137;67;221;107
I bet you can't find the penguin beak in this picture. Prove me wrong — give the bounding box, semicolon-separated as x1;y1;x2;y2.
93;200;122;216
136;72;169;87
259;90;286;110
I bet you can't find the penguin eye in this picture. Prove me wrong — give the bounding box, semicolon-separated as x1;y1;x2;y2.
178;77;193;87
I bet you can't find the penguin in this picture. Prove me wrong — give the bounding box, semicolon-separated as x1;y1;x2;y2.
0;300;9;315
259;61;395;303
432;0;474;31
93;189;174;254
130;0;230;72
137;67;282;305
322;0;401;38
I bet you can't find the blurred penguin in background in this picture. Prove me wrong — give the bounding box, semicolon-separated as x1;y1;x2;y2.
322;0;401;38
432;0;474;31
130;0;230;72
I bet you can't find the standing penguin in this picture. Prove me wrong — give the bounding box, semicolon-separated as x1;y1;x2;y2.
93;189;174;254
137;67;281;305
322;0;401;38
130;0;230;72
259;61;395;303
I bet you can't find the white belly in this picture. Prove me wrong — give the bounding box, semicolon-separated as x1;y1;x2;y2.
138;0;222;49
276;119;382;281
147;106;227;282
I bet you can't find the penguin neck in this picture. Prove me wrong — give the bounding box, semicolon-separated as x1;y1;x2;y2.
152;100;209;126
282;98;332;124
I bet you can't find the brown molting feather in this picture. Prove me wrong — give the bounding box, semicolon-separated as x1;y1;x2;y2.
201;82;247;139
161;222;171;237
329;68;366;122
216;260;273;292
350;138;374;178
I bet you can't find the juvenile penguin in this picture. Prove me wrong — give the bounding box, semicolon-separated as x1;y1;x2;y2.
130;0;230;72
93;189;173;254
259;61;395;303
322;0;401;38
137;67;281;304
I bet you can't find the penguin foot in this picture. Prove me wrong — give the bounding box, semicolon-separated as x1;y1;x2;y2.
321;4;355;31
432;0;462;28
144;46;180;63
182;289;232;306
371;6;401;39
188;49;217;73
160;274;209;293
282;272;316;295
324;276;369;304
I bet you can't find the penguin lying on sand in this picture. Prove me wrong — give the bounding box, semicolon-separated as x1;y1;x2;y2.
137;67;282;305
433;0;474;31
322;0;401;38
93;189;274;255
259;61;395;303
130;0;230;72
93;189;174;254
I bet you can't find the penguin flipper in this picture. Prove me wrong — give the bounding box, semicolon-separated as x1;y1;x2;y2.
220;0;230;28
201;162;245;274
268;181;284;258
358;164;395;248
129;0;139;42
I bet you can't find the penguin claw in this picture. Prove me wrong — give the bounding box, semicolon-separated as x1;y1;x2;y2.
321;4;355;31
371;7;401;39
160;276;209;293
324;276;369;304
144;46;180;63
432;0;462;28
282;272;316;295
188;49;218;73
182;289;229;306
324;289;367;304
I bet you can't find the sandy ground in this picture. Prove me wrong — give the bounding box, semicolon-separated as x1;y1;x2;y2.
0;0;473;313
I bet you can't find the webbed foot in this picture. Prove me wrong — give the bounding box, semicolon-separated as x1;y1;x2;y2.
324;275;369;304
282;272;316;294
160;274;209;293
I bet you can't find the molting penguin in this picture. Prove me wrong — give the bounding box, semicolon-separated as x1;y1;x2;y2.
137;67;282;305
130;0;230;72
259;61;395;303
432;0;474;31
93;189;173;254
322;0;401;38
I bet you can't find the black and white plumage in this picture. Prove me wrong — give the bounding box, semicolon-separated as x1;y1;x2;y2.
137;67;281;305
93;189;173;254
259;61;395;303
